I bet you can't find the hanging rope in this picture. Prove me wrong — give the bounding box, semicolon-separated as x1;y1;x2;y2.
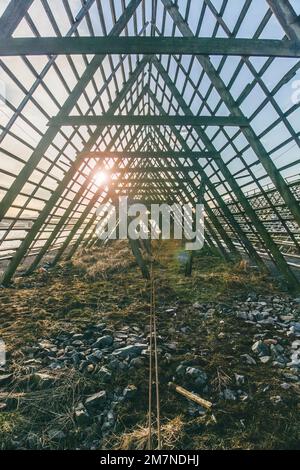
148;254;161;450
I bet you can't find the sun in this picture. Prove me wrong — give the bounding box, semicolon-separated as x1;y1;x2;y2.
93;171;108;186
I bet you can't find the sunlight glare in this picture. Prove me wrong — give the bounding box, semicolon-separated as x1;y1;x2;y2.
93;171;108;186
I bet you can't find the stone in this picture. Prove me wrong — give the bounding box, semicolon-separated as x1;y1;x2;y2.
254;333;266;340
291;350;300;360
75;407;90;425
32;372;56;388
108;358;122;370
86;350;102;364
280;382;291;390
166;342;177;351
85;390;107;411
271;361;282;368
246;293;257;302
102;421;113;433
288;351;300;368
241;354;256;365
0;373;13;386
259;356;271;364
207;308;215;316
87;364;94;373
237;312;248;320
112;344;145;359
257;318;275;326
175;364;186;377
251;340;269;356
115;332;129;340
71;352;83;365
102;328;114;337
280;315;293;322
180;326;191;334
83;329;95;339
218;332;225;339
234;374;245;386
270;395;282;404
185;367;207;386
130;357;144;368
48;362;62;370
263;339;277;346
163;353;172;363
72;334;84;340
72;340;84;347
92;335;114;349
187;403;207;417
123;384;137;400
98;366;112;383
38;340;55;350
291;322;300;333
92;350;103;360
283;373;299;382
223;388;237;401
292;340;300;350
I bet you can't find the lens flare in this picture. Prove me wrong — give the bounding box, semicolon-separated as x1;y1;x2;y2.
93;171;108;186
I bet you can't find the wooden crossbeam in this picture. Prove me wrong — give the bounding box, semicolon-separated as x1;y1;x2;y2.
111;167;200;173
266;0;300;41
0;0;34;38
79;151;220;159
50;115;249;127
115;178;189;183
1;36;300;57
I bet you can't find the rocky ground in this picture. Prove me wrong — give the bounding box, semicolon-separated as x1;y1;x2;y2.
0;241;300;450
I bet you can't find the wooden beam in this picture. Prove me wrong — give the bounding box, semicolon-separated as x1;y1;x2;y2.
161;0;300;290
1;36;300;57
0;0;143;224
79;150;220;159
0;10;146;285
112;167;200;173
129;239;150;279
147;88;263;264
161;0;300;232
0;0;34;38
115;178;189;183
266;0;300;41
168;383;213;409
49;115;249;127
25;92;146;275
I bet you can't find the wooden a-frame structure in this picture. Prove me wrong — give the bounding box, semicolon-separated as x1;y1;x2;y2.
0;0;299;289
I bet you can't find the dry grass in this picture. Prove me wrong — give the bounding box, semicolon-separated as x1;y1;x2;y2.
111;416;185;450
0;367;91;449
73;241;135;280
